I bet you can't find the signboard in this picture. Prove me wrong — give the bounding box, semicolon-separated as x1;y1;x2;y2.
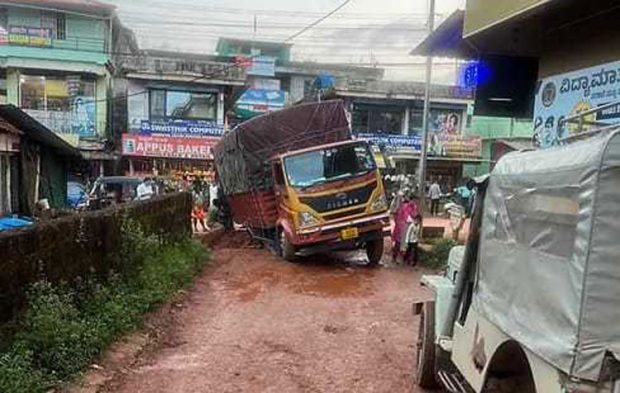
8;26;52;47
138;120;224;138
122;134;219;160
356;132;481;159
235;88;286;119
252;78;281;91
534;60;620;148
356;133;422;150
247;56;276;77
464;0;550;37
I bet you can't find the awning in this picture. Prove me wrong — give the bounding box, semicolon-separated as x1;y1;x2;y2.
387;152;488;164
411;10;477;59
495;138;534;152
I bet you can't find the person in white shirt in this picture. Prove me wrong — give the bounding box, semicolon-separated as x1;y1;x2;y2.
428;179;442;216
136;177;155;201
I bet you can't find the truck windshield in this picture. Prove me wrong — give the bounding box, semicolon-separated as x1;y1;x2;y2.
284;143;376;188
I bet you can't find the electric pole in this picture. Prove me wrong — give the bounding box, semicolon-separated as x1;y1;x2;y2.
418;0;435;215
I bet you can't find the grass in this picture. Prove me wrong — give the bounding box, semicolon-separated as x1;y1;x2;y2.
0;220;208;393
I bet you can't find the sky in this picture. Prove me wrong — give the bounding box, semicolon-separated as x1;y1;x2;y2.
105;0;465;83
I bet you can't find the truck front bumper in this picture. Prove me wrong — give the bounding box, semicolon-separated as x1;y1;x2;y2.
292;212;390;252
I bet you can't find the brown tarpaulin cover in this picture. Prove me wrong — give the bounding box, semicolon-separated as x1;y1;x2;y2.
214;100;350;195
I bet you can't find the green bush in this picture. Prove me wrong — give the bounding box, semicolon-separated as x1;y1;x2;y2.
0;219;208;393
419;238;457;269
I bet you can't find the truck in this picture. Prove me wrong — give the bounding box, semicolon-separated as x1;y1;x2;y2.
214;100;390;264
413;129;620;392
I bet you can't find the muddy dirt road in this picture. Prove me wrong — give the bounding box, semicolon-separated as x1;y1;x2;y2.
101;234;433;393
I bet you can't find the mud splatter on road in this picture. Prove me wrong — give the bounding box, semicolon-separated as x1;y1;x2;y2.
99;231;435;393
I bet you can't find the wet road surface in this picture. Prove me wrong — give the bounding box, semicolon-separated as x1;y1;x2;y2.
102;233;434;393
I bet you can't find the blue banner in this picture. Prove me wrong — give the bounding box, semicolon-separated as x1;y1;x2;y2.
355;132;422;151
140;120;224;138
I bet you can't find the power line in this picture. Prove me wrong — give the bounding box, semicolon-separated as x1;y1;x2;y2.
284;0;353;42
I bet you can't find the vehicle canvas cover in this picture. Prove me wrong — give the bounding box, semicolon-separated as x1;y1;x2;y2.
214;100;350;195
475;130;620;381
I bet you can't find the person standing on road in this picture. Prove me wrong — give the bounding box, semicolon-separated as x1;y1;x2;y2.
428;179;442;216
391;191;418;263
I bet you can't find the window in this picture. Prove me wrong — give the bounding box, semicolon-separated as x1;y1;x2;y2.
149;89;218;121
494;187;579;259
56;13;66;40
0;70;6;105
149;90;166;121
166;91;216;120
352;104;404;134
19;75;97;135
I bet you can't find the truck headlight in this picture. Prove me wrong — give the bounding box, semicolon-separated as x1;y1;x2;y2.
371;194;388;212
298;211;320;228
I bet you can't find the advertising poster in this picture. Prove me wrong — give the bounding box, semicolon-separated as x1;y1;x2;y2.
534;60;620;148
235;89;286;119
122;134;220;160
8;26;51;47
71;96;96;137
247;56;276;77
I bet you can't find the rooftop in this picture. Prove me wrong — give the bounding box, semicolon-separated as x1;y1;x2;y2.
1;0;115;16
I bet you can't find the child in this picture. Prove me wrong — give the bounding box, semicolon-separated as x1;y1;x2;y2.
403;214;422;266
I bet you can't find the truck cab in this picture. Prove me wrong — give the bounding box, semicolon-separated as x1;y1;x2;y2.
271;139;390;264
414;130;620;393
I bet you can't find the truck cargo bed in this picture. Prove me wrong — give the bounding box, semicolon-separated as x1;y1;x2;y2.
228;190;278;229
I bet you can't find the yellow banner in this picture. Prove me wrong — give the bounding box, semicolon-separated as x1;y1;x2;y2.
464;0;550;37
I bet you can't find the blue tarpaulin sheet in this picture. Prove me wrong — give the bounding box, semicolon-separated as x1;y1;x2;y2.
0;217;33;231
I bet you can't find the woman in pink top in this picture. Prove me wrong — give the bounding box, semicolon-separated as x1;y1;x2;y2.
391;191;418;262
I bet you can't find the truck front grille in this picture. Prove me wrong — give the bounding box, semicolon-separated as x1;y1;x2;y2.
299;183;375;213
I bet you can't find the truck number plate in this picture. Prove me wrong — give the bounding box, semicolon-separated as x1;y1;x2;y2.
340;227;359;240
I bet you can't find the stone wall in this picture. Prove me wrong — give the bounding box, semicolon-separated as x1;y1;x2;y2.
0;192;192;322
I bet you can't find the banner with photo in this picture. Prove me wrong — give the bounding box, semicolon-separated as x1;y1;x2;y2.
534;59;620;148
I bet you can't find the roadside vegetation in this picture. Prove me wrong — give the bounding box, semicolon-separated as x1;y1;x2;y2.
419;238;458;269
0;219;208;393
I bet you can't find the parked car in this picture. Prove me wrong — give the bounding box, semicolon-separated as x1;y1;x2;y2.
414;130;620;393
67;181;88;209
88;176;144;209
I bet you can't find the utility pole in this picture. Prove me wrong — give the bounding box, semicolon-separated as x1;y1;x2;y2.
418;0;435;215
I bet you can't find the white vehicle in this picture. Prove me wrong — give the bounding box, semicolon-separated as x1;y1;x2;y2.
414;129;620;393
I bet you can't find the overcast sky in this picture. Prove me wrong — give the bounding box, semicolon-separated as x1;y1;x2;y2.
105;0;465;83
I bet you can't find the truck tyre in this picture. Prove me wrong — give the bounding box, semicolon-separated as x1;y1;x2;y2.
365;238;384;266
279;229;297;262
416;301;439;388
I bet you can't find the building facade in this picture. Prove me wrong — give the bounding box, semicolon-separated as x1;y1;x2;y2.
0;0;114;164
114;50;246;176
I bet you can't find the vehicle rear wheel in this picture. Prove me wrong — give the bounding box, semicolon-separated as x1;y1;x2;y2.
279;229;297;262
365;238;384;266
416;301;439;388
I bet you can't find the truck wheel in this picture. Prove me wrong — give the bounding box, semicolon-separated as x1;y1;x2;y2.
416;301;439;388
365;238;384;266
279;229;297;262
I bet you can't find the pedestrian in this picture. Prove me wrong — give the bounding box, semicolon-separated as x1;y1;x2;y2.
428;178;442;216
403;214;422;266
391;191;418;263
191;181;209;232
136;177;155;201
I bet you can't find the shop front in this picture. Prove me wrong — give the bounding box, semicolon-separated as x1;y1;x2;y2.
123;81;226;177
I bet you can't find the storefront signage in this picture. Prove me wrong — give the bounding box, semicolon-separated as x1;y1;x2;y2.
8;26;52;47
122;134;220;160
356;132;482;159
356;133;422;150
534;59;620;148
139;120;224;138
